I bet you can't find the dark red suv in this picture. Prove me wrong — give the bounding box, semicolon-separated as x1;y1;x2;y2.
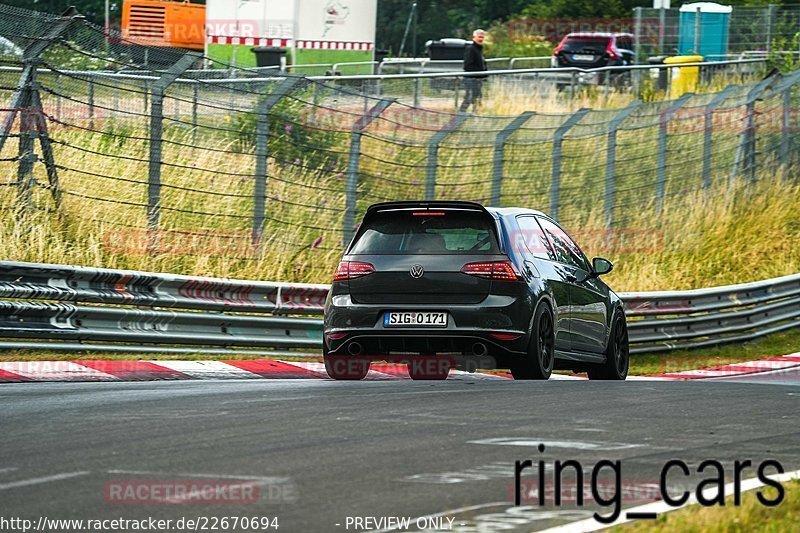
554;32;635;69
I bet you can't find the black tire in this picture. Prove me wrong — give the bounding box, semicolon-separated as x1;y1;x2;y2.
324;354;370;380
587;313;629;380
511;302;554;380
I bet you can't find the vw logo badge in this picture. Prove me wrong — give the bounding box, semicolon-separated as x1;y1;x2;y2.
409;264;424;279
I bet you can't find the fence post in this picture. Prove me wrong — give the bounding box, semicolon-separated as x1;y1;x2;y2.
425;112;468;201
776;70;800;168
0;7;82;214
343;98;394;246
634;7;643;63
694;7;702;54
191;83;198;143
604;100;641;228
702;84;737;191
147;52;202;245
738;73;779;185
87;77;95;130
766;4;776;54
0;7;82;157
550;108;588;221
489;112;533;207
252;76;301;244
656;93;692;216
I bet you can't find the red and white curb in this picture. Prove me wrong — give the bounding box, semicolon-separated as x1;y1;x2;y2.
0;353;798;383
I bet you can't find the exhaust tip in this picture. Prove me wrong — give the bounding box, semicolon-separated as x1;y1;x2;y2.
347;342;363;356
472;342;488;357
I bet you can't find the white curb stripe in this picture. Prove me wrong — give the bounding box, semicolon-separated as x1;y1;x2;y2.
146;360;260;380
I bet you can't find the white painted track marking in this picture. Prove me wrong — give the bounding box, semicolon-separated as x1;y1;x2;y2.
0;471;90;491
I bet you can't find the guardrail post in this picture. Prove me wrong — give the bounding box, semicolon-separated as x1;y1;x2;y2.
147;52;202;249
604;100;641;228
702;85;737;191
343;98;394;246
253;76;301;244
550;108;589;221
425;112;468;201
656;93;693;216
490;111;533;207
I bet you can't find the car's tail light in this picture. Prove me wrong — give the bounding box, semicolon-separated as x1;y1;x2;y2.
460;261;521;281
553;37;566;56
333;261;375;281
606;41;618;60
490;332;522;341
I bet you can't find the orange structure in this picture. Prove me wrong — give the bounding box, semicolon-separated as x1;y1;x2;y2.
121;0;205;50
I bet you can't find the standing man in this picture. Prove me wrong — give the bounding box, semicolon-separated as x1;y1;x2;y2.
459;29;488;112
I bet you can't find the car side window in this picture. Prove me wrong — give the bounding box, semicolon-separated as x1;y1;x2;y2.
536;217;590;271
515;216;555;260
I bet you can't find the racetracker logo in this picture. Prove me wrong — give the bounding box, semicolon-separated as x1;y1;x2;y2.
103;477;297;505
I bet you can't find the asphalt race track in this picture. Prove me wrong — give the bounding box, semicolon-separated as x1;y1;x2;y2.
1;374;799;532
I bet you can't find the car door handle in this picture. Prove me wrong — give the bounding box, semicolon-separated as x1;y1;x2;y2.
565;272;577;283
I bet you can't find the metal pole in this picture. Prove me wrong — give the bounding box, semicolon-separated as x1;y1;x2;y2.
16;90;34;211
191;83;198;143
147;52;201;248
775;70;800;168
30;88;61;207
87;78;95;130
425;113;468;201
550;108;589;221
694;7;702;55
252;77;301;243
656;93;693;216
702;84;737;191
766;4;776;55
740;74;779;184
343;99;394;246
634;7;643;64
0;7;82;156
659;7;666;55
490;112;533;207
604;100;642;228
781;87;791;168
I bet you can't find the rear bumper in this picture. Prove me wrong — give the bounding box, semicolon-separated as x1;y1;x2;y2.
324;294;531;357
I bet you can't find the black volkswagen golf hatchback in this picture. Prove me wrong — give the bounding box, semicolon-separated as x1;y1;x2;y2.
323;201;629;381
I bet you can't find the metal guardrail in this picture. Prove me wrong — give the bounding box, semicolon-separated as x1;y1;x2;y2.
0;262;798;356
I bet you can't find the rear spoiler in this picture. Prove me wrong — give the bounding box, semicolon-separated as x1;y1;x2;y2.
364;201;489;217
347;201;502;254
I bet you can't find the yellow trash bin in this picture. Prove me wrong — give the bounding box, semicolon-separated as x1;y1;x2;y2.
664;55;703;96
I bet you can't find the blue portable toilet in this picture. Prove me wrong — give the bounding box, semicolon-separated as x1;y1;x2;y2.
677;2;732;60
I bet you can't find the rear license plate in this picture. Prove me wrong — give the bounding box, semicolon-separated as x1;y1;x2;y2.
572;54;595;62
384;312;448;327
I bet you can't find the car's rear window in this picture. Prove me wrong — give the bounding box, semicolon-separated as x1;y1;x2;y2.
349;210;500;255
562;37;610;51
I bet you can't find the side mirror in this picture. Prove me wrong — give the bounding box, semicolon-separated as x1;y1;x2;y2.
592;257;613;276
